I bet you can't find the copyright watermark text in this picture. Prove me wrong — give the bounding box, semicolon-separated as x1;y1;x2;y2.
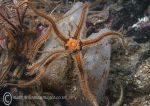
3;92;70;105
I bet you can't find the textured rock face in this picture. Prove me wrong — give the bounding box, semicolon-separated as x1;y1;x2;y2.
134;58;150;90
110;36;150;106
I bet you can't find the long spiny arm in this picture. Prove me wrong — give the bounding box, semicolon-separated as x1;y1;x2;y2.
82;31;125;47
28;1;68;43
0;12;17;30
74;52;99;106
12;1;21;26
16;0;28;23
29;26;52;61
73;3;89;39
27;48;65;74
5;48;67;87
5;29;17;45
5;67;46;87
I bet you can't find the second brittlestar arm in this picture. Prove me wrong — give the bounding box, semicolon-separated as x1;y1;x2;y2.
74;52;99;106
82;31;125;47
28;1;68;43
73;3;89;39
0;10;17;30
29;26;52;61
27;48;65;72
5;48;68;88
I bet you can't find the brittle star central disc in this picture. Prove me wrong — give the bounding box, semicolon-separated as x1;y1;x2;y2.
65;38;82;52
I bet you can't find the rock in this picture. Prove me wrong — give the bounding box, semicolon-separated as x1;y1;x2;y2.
134;58;150;91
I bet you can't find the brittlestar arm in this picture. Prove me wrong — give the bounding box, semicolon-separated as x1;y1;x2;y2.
17;1;28;22
82;31;125;47
73;3;89;39
5;48;66;88
74;52;99;106
15;0;28;8
0;11;17;30
0;61;12;85
29;26;52;61
5;29;17;45
15;6;22;26
14;1;28;24
28;48;65;74
4;67;46;88
28;2;68;43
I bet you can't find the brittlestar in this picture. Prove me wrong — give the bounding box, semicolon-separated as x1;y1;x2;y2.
5;2;125;106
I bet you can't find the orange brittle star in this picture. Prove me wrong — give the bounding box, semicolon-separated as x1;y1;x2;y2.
5;2;125;106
